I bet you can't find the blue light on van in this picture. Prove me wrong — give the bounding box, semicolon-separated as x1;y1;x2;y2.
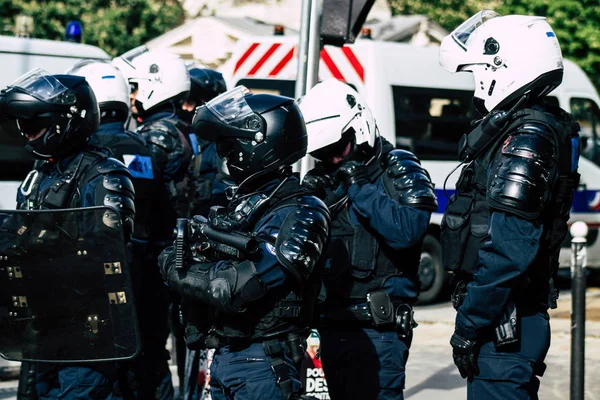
101;75;116;79
65;21;83;43
546;32;556;37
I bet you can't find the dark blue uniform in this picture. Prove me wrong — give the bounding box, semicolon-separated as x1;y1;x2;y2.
458;213;550;399
158;177;330;400
313;139;437;400
137;110;194;400
442;104;581;399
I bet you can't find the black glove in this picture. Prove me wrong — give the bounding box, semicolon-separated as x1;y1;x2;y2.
450;333;480;381
302;169;333;197
336;161;370;187
158;246;176;282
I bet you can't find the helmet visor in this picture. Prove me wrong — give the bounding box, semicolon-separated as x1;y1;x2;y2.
206;86;262;132
451;10;501;49
10;69;76;105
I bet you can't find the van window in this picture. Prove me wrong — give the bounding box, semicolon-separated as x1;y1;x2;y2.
544;96;559;107
392;86;474;160
571;98;600;164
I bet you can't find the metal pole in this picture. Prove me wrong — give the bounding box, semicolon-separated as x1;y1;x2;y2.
305;0;322;91
570;221;587;400
295;0;312;100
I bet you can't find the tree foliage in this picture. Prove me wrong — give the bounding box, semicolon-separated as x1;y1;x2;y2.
389;0;600;91
0;0;185;57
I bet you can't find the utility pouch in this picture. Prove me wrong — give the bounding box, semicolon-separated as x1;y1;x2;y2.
494;301;519;348
350;225;378;279
367;290;394;327
440;192;474;272
285;332;307;365
394;303;417;339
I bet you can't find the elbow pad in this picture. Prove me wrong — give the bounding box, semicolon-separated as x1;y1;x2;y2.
275;196;330;283
487;124;557;220
382;149;438;212
96;157;136;237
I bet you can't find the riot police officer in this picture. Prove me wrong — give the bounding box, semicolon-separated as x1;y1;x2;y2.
67;60;167;397
178;66;228;218
176;66;228;400
129;50;192;198
299;79;438;400
123;50;194;399
439;11;580;398
158;87;330;400
0;69;136;398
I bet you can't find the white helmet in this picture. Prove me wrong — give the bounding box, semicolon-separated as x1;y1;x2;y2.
67;60;130;119
112;45;150;82
439;10;564;115
127;50;190;116
299;79;377;162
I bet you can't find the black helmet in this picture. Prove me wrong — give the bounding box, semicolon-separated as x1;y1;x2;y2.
0;69;99;160
192;86;307;183
188;67;227;105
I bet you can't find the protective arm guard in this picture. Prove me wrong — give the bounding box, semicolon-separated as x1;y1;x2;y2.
487;124;558;220
159;246;268;314
95;157;136;238
382;149;438;212
274;196;330;283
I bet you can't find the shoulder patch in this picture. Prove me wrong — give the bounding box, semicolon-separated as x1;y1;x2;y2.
123;154;155;179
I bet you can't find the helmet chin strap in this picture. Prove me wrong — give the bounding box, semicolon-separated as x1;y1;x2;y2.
226;165;292;201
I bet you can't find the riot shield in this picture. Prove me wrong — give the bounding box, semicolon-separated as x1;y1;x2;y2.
0;206;140;363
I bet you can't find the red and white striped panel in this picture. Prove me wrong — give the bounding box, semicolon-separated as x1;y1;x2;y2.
233;42;365;84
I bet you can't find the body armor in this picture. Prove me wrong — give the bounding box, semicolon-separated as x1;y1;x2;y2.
164;178;330;345
322;140;437;308
441;104;580;308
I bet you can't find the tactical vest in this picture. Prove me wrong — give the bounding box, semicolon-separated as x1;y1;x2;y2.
18;150;111;210
441;105;580;307
185;178;323;345
323;146;422;307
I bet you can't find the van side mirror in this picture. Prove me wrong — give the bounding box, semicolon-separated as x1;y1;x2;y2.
320;0;375;47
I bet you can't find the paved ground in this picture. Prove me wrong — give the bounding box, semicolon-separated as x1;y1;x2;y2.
0;289;598;399
407;288;600;399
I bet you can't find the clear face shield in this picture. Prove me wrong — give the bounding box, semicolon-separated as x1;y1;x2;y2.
439;10;501;72
10;68;76;105
206;86;262;131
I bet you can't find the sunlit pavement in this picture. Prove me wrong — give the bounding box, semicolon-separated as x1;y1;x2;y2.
407;289;600;399
0;290;598;399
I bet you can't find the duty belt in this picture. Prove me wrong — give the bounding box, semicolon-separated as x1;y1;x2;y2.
321;305;372;322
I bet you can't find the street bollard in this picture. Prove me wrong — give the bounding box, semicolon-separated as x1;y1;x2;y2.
570;221;587;400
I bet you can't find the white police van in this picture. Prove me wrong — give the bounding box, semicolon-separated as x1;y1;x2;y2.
0;35;110;210
223;36;600;302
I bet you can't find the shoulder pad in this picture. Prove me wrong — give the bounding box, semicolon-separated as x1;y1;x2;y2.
140;119;182;138
95;156;131;175
487;127;558;219
274;196;330;283
382;150;438;212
